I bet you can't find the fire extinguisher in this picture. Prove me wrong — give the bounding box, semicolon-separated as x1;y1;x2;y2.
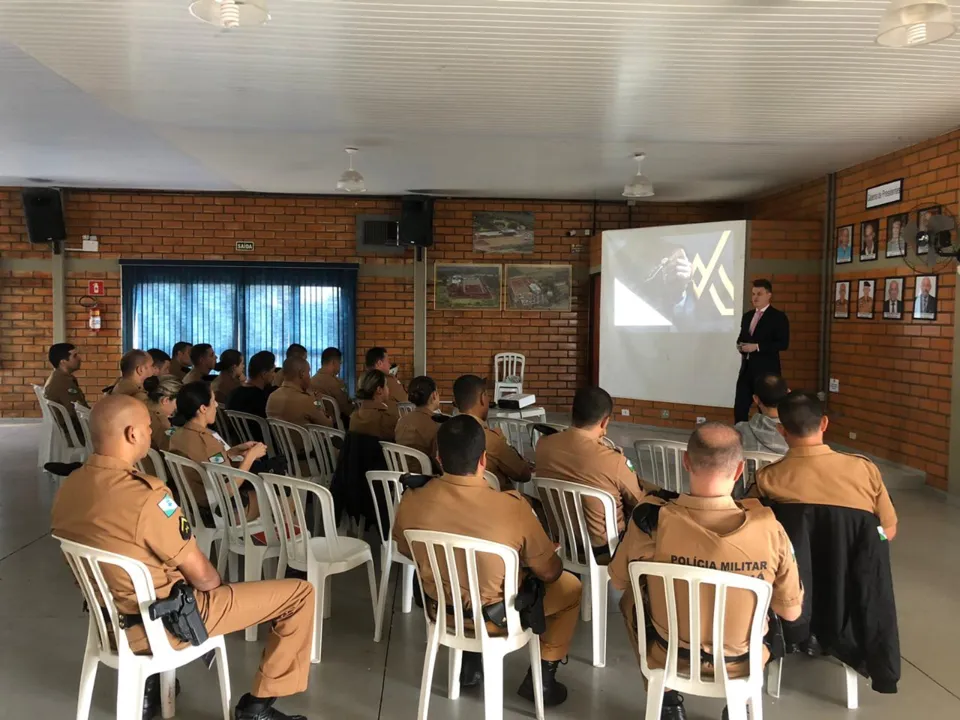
79;295;101;333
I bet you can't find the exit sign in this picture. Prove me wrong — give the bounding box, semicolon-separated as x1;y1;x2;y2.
88;280;105;296
235;241;255;252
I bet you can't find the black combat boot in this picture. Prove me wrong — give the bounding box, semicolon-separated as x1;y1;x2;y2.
517;659;568;707
459;651;484;688
661;690;687;720
234;694;307;720
142;676;180;720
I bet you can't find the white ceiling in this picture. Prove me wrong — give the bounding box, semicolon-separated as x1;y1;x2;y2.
2;0;960;201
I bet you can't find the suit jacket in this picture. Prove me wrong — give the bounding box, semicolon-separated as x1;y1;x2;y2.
737;306;789;378
913;294;937;316
882;299;903;316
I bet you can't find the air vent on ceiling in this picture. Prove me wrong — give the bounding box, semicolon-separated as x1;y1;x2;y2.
356;214;403;255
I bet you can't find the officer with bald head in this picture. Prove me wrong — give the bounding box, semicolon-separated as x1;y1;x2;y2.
51;395;316;720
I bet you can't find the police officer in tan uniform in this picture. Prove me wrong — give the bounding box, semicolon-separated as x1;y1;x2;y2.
147;349;171;377
453;374;532;490
747;391;898;540
535;386;650;558
394;375;442;460
610;422;803;720
111;350;154;403
310;347;352;422
182;343;217;385
349;369;398;440
393;415;582;707
51;395;314;720
365;346;405;412
169;341;192;381
267;357;333;430
273;344;308;388
170;382;268;521
212;349;245;405
44;342;88;436
143;375;181;453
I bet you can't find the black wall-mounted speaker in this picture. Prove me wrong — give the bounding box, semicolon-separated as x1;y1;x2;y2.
399;196;434;247
21;188;67;244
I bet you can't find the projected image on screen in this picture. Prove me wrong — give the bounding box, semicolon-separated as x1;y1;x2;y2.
600;221;747;408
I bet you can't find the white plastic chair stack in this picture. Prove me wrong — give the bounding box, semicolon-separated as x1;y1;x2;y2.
534;477;618;667
380;441;433;475
134;448;169;485
318;395;345;432
32;384;57;470
404;529;545;720
627;561;771;720
633;438;688;493
267;418;325;484
739;450;783;498
75;403;95;457
225;410;277;458
54;536;231;720
397;402;416;417
486;417;532;458
161;451;225;563
309;425;345;486
528;422;568;450
259;473;377;664
493;352;526;402
45;399;89;465
366;471;417;642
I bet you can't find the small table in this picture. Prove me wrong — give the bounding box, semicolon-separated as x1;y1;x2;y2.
489;406;547;423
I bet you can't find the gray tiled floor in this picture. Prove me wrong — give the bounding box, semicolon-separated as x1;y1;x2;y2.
2;420;958;719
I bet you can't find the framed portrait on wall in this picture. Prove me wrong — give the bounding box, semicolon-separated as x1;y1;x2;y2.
835;225;853;264
881;276;905;320
885;213;908;257
859;220;879;261
856;279;875;319
834;281;850;319
913;275;938;320
916;206;941;256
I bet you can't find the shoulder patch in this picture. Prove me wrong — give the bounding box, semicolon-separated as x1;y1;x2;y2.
68;387;79;394
625;457;636;472
209;452;226;465
158;495;178;518
314;400;323;407
165;427;176;437
179;515;192;541
211;431;228;447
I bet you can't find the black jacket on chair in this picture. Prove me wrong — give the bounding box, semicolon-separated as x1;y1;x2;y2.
330;431;388;535
770;503;900;693
737;306;789;378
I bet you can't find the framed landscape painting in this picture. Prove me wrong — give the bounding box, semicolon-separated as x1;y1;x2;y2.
434;263;502;310
504;264;572;311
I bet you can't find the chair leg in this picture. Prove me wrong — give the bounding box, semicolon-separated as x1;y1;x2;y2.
374;552;392;643
75;654;99;720
402;564;415;614
116;666;145;720
323;575;333;619
215;643;232;720
528;638;544;720
447;648;463;700
844;664;859;710
417;624;440;720
244;548;265;642
580;576;591;622
366;558;379;633
724;692;749;720
766;657;783;699
227;551;239;585
644;670;666;720
748;689;764;720
481;651;505;720
308;565;325;664
591;571;608;668
159;669;176;719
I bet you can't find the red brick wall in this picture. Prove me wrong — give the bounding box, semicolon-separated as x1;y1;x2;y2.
0;271;53;417
749;177;828;222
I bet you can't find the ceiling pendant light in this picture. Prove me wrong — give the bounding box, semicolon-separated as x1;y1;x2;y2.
876;0;956;47
189;0;270;29
622;152;655;198
337;148;366;193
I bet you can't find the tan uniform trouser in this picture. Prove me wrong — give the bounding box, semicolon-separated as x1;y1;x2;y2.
130;579;315;698
540;571;582;661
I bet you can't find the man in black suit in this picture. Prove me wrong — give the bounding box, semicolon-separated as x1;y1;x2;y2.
883;279;904;318
913;276;937;318
735;279;790;423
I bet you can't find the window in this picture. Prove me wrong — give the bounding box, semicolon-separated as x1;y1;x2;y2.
122;261;357;392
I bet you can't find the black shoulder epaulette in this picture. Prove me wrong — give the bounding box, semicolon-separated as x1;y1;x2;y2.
431;414;451;424
400;473;434;490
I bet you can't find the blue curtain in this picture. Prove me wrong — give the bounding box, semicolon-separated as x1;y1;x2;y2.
122;261;358;392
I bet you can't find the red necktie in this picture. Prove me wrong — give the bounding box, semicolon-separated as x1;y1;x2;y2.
749;309;764;335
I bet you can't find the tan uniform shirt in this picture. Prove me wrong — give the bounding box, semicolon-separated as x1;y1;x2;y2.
349;399;397;440
471;415;531;491
181;367;208;385
394;406;440;459
168;424;235;508
609;495;803;672
535;427;646;546
310;371;352;417
211;372;243;406
169;359;189;381
749;444;898;529
111;377;148;404
385;375;406;413
266;382;332;428
44;369;88;438
147;401;174;452
858;295;873;314
393;473;559;608
51;454;195;617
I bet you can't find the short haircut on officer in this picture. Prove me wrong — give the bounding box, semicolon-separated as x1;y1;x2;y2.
321;347;342;366
286;343;308;360
754;374;789;409
753;278;773;292
777;391;824;437
49;342;76;368
365;346;388;368
190;343;213;366
176;381;214;420
571;386;614;428
452;374;486;410
282;355;309;379
356;369;387;400
147;348;170;366
437;415;486;476
248;351;276;379
686;421;743;475
171;341;192;357
119;349;149;376
407;376;437;406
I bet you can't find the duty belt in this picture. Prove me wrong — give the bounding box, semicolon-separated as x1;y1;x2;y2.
650;626;750;666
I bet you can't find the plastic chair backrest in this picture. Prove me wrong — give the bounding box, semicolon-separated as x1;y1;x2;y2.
741;450;782;492
535;476;619;563
54;535;172;660
365;471;405;544
135;448;169;485
308;425;344;482
204;464;279;548
161;451;221;532
600;436;617;450
380;441;432;475
33;385;52;419
487;417;532;457
46;398;85;450
404;529;524;641
318;395;345;431
627;560;772;694
529;422;568;449
494;352;526;385
225;410;276;457
633;438;688;493
75;405;95;455
483;471;501;491
268;418;322;480
259;473;341;566
397;402;416;417
214;408;233;446
74;403;92;421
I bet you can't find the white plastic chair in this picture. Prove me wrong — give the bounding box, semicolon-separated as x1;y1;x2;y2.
45;398;88;464
75;403;95;456
765;651;859;708
54;536;231;720
404;529;545;720
493;352;525;402
487;417;532;458
225;410;277;458
258;473;378;664
633;438;688;493
600;436;618;450
308;425;345;485
483;471;501;491
161;451;224;563
528;422;568;450
214;408;233;446
397;402;416;417
534;477;619;667
318;395;346;432
366;471;417;642
267;418;325;483
135;448;169;485
33;384;57;470
739;450;783;498
628;561;772;720
380;441;433;475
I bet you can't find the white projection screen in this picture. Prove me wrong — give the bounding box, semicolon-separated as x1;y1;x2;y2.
599;220;747;408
